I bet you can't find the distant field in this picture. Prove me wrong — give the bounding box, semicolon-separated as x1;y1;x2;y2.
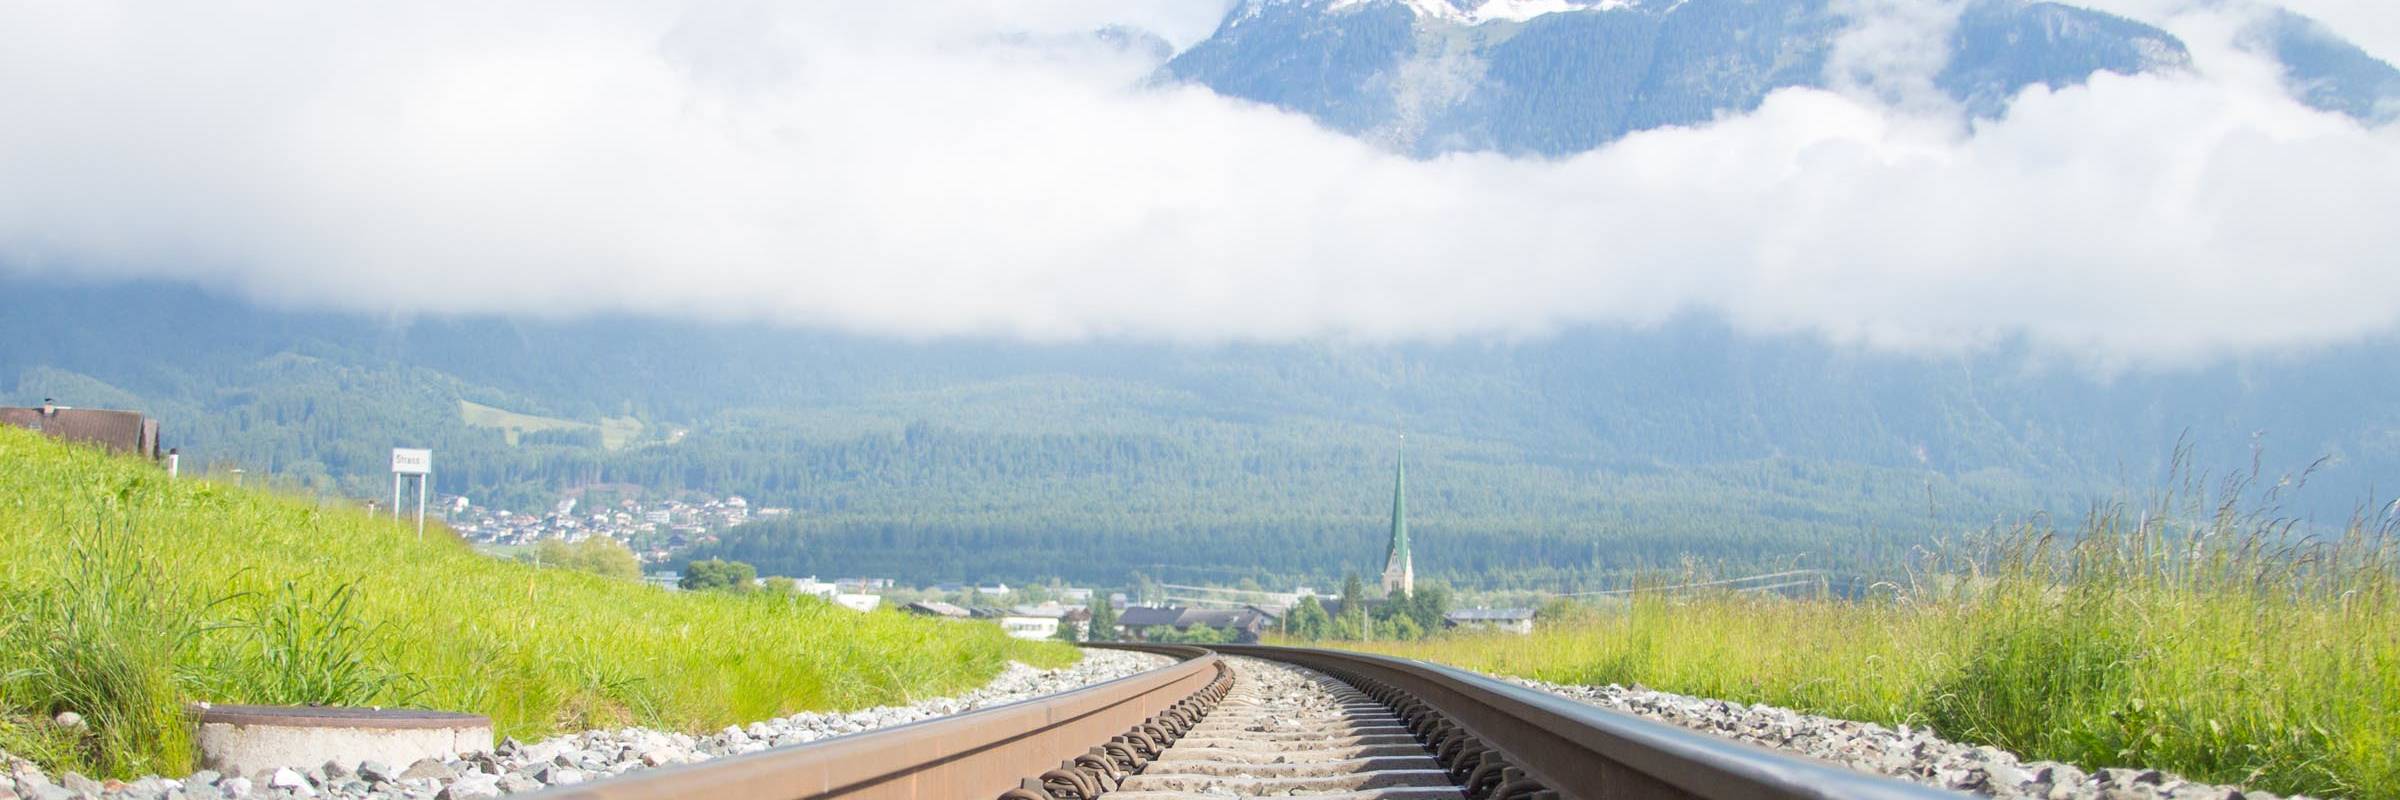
0;427;1074;778
459;398;643;450
1333;512;2400;799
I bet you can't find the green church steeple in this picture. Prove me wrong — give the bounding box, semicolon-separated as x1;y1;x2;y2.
1381;440;1413;594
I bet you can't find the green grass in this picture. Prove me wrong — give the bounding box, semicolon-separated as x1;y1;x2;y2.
1338;495;2399;798
0;426;1074;778
459;399;643;450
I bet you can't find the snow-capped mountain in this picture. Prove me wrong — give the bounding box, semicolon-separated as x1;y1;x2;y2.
1162;0;2399;157
1326;0;1654;25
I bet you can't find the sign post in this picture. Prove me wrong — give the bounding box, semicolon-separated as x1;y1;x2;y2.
392;448;432;540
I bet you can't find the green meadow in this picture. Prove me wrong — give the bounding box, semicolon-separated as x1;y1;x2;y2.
458;399;645;450
1340;493;2399;798
0;426;1074;778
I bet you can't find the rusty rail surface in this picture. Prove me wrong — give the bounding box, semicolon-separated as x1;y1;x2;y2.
521;646;1224;800
1192;644;1961;800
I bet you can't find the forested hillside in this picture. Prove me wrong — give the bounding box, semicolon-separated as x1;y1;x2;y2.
7;280;2394;588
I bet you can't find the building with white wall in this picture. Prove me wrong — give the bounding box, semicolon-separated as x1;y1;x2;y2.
1444;608;1536;635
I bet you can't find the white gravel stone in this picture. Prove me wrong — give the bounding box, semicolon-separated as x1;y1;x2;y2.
1508;676;2310;800
435;772;500;800
9;648;1168;800
267;766;309;790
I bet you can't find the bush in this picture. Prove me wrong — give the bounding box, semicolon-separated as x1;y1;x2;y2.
0;529;202;777
531;538;641;581
1288;596;1333;640
204;578;419;708
678;559;757;592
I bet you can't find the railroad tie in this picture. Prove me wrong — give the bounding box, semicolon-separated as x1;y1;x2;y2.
1101;656;1469;800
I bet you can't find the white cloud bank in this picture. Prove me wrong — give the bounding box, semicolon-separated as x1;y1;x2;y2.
0;1;2395;367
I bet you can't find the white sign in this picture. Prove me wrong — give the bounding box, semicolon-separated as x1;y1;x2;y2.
391;448;432;475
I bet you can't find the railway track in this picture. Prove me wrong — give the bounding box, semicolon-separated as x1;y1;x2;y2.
525;644;1961;800
1099;657;1458;799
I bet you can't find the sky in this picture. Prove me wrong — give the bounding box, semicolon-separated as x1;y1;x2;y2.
0;0;2395;369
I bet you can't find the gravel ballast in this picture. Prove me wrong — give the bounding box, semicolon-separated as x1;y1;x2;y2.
1111;656;1462;797
1512;677;2308;800
7;651;2308;800
2;649;1171;800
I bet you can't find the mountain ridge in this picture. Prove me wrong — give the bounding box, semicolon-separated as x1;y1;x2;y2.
7;279;2394;586
1158;0;2396;156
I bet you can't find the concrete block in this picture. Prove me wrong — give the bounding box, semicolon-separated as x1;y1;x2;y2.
193;705;493;774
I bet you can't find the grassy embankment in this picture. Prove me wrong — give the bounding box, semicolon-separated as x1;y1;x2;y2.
0;426;1075;778
1338;486;2398;798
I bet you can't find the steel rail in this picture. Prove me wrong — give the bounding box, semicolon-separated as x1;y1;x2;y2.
520;646;1224;800
1178;643;1964;800
521;641;1961;799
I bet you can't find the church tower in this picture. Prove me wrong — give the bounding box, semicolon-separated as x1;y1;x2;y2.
1380;443;1413;595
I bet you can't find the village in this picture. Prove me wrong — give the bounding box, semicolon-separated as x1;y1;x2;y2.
441;492;789;564
853;586;1532;643
663;450;1540;644
405;480;1543;644
7;402;1542;647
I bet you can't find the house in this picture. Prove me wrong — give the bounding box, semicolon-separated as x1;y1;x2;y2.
997;611;1060;641
1444;608;1537;635
1007;603;1096;640
1177;607;1277;643
1116;606;1186;640
975;584;1011;597
1117;606;1277;643
1;403;162;459
831;593;882;613
902;601;972;619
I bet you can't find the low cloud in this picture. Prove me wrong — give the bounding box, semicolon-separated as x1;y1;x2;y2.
0;1;2394;368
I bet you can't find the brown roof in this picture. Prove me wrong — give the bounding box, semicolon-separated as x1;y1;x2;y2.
2;407;159;458
1118;606;1272;631
1178;608;1271;630
903;601;972;618
1118;606;1186;627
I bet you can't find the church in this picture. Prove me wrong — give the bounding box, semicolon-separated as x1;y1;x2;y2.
1380;445;1412;595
